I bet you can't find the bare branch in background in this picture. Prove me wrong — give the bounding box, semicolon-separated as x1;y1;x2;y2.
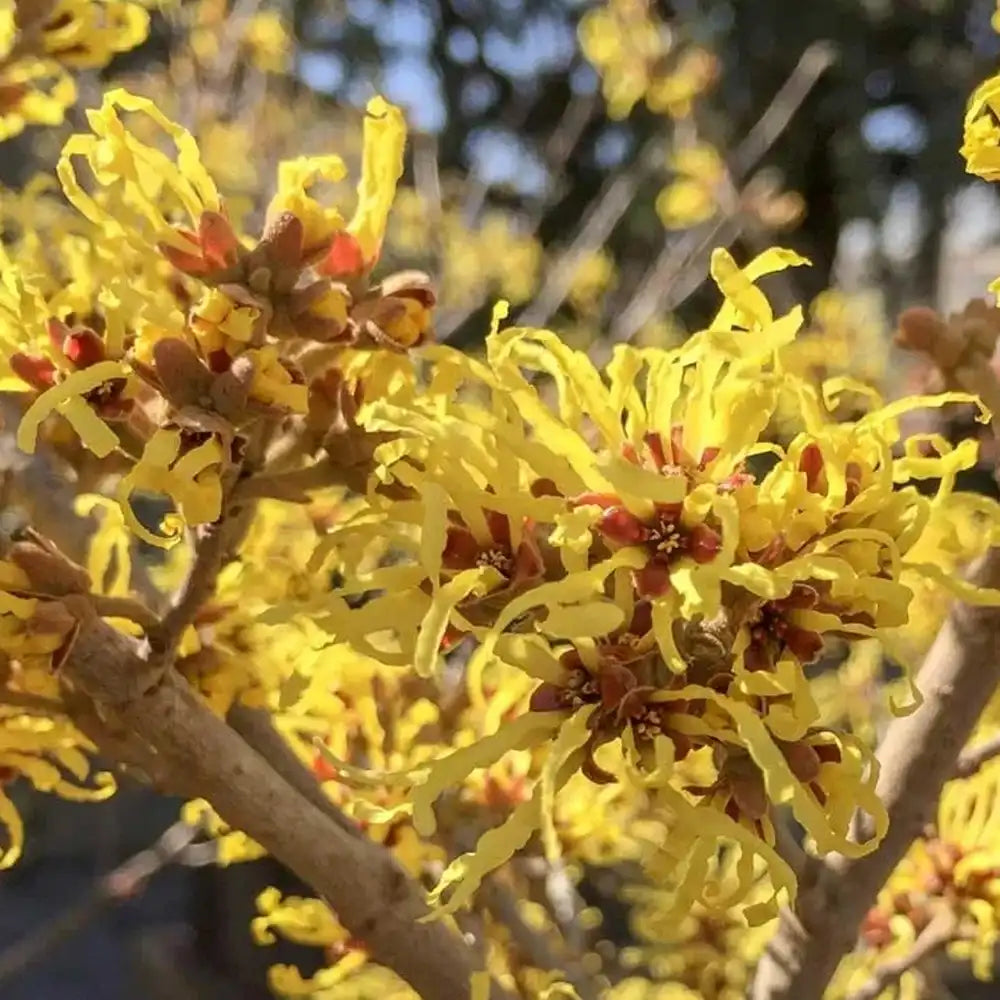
413;131;446;283
510;141;664;333
844;909;958;1000
0;820;207;988
599;41;838;353
437;92;617;341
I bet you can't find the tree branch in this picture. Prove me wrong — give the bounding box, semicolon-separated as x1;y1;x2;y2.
0;820;203;987
60;611;516;1000
226;703;358;835
844;909;957;1000
954;732;1000;779
750;548;1000;1000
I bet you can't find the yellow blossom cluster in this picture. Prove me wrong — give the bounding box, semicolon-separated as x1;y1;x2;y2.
0;0;154;140
5;9;1000;1000
578;0;718;120
254;242;1000;938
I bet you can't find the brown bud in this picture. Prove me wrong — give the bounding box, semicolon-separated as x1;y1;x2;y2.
151;338;214;408
895;306;945;354
261;211;305;268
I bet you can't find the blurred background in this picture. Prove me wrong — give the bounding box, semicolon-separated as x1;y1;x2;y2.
4;0;1000;996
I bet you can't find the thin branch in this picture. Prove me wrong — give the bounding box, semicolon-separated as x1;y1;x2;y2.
844;909;957;1000
512;141;664;332
729;43;837;178
413;131;446;285
954;732;1000;779
150;503;254;662
772;813;811;882
599;41;837;351
89;594;161;631
0;820;202;987
437;110;654;343
480;876;598;1000
0;690;66;715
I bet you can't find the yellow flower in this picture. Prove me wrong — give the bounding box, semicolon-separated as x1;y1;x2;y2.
40;0;151;70
0;707;114;868
962;72;1000;181
190;287;261;352
567;250;617;313
241;10;290;73
656;144;724;229
247;344;308;413
0;59;76;141
266;155;348;259
346;96;407;268
59;88;222;252
117;427;226;548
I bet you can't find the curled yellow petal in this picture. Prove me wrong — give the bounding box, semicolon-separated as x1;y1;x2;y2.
348;96;406;264
17;361;127;456
412;711;564;837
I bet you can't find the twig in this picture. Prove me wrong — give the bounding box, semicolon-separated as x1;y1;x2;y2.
599;41;837;350
511;141;664;333
480;876;598;1000
0;690;66;715
0;820;203;987
772;813;811;881
413;130;446;284
150;504;254;662
544;859;588;953
954;732;1000;778
729;42;838;179
437;111;655;342
445;824;599;1000
844;909;957;1000
89;594;161;631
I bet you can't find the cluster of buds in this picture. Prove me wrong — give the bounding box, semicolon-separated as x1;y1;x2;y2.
160;208;434;354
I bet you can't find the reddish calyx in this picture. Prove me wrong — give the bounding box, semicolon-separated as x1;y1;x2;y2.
579;495;722;598
320;231;368;280
159;210;241;276
11;319;130;416
442;509;543;584
744;583;825;671
530;606;694;784
799;442;863;503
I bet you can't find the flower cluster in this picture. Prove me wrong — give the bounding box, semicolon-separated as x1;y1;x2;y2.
835;748;1000;997
5;8;1000;1000
257;243;1000;932
578;0;718;120
0;0;153;140
1;88;429;548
